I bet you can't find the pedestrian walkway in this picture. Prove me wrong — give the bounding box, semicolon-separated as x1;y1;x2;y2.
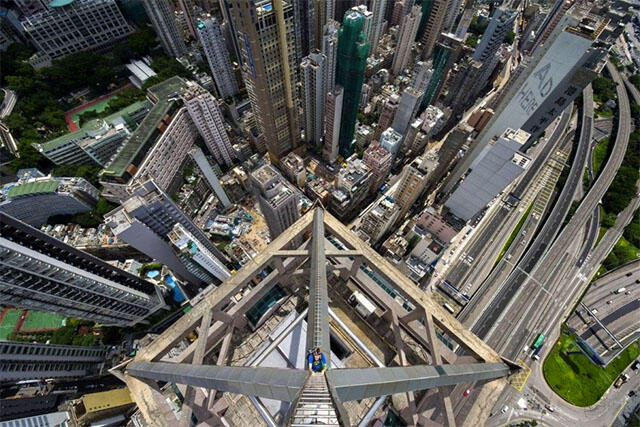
290;374;339;426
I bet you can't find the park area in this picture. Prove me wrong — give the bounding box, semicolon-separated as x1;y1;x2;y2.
64;84;134;131
0;307;66;340
543;330;640;406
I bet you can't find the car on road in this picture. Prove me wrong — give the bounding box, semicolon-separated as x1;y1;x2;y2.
545;404;555;412
501;405;509;414
463;388;471;397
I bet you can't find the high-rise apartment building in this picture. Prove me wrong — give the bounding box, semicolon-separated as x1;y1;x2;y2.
357;197;399;244
293;0;314;61
0;341;108;382
443;0;463;32
443;13;608;194
392;5;422;75
322;20;340;92
0;212;165;326
445;129;531;222
329;157;372;221
420;0;450;58
197;17;239;99
336;10;371;157
351;5;373;41
168;223;231;285
362;144;392;193
323;87;344;163
301;50;327;145
233;0;300;162
394;154;438;218
181;82;236;167
251;165;300;240
142;0;187;58
528;0;572;54
369;0;388;54
106;180;230;291
375;94;400;139
0;171;99;227
20;0;131;60
392;87;422;134
473;9;517;63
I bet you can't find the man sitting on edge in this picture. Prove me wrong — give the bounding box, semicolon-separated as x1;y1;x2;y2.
307;347;327;374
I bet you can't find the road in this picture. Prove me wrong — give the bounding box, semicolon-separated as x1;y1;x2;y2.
491;63;630;360
0;89;17;118
439;105;573;300
468;86;593;348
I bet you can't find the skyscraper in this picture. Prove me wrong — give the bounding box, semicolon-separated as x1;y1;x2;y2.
442;13;608;194
322;20;340;92
351;5;373;41
189;147;232;209
293;0;314;61
142;0;187;58
197;17;239;99
375;94;400;139
369;0;388;55
420;0;450;58
335;11;370;158
394;154;438;218
301;50;327;145
0;212;165;326
233;0;300;162
363;144;392;193
251;165;300;240
392;87;422;134
392;5;422;75
181;83;236;167
106;180;230;291
443;0;463;32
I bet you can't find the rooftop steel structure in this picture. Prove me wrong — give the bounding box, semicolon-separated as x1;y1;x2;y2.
116;206;518;426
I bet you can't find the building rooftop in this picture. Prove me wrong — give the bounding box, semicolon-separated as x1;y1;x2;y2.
101;77;188;181
39;100;149;152
5;180;59;198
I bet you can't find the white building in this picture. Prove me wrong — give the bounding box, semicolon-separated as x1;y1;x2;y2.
126;59;157;89
198;17;239;99
20;0;131;60
379;127;404;160
369;0;388;54
322;20;340;93
168;223;231;284
182;82;236;167
251;165;300;240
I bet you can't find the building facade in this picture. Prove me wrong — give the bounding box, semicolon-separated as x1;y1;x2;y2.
0;212;165;326
362;144;392;194
182;82;236;168
392;5;422;75
323;86;344;163
0;341;107;382
233;0;300;162
20;0;131;60
0;173;99;227
198;17;239;99
335;11;370;157
142;0;187;57
301;50;327;145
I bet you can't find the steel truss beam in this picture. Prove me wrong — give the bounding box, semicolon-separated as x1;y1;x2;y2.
307;208;331;357
126;362;308;402
325;363;512;402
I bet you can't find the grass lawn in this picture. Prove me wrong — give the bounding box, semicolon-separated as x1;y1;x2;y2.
592;137;610;178
495;202;533;264
543;332;640;406
21;311;66;331
0;309;20;340
602;236;640;272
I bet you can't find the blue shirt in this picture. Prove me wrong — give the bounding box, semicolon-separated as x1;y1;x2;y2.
308;353;326;372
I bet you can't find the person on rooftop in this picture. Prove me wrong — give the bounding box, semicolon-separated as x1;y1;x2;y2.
308;347;327;374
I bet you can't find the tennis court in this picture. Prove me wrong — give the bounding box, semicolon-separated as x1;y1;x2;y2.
21;311;66;331
0;309;20;340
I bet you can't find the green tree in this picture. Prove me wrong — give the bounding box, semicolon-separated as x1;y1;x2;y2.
53;164;102;186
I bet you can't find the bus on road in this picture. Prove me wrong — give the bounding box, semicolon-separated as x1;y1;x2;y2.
532;334;545;350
